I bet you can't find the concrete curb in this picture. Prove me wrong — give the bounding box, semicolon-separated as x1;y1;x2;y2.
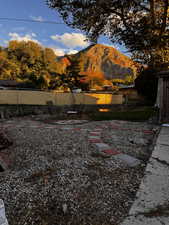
121;126;169;225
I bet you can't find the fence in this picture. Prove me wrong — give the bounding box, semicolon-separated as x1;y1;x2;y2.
0;90;123;105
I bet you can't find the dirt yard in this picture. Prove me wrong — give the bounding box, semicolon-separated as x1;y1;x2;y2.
0;116;159;225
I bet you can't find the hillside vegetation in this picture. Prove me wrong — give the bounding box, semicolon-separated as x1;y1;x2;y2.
0;41;137;90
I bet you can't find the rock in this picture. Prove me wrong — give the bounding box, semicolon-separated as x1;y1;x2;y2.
114;154;141;167
128;137;148;146
62;203;68;214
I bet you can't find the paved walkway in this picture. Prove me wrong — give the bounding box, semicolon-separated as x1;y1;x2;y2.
121;126;169;225
88;124;141;167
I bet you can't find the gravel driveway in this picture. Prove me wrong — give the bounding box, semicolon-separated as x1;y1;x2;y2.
0;117;159;225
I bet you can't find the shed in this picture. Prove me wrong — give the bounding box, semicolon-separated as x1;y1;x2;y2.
156;70;169;123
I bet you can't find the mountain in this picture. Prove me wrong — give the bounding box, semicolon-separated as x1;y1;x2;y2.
0;41;136;90
58;44;137;83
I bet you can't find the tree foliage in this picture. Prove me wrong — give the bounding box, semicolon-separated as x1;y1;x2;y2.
0;40;91;90
135;67;158;103
47;0;169;67
0;41;76;90
59;58;89;91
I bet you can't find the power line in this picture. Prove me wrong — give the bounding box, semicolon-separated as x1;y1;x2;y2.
0;17;64;25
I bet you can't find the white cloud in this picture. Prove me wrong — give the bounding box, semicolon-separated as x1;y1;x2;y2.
31;33;37;37
3;40;8;45
67;49;78;55
52;47;78;56
52;48;65;57
30;16;44;22
8;32;40;44
51;33;89;48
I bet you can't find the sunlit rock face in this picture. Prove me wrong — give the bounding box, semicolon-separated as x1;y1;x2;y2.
74;44;135;79
57;44;137;82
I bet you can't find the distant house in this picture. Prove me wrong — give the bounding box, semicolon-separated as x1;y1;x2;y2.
0;80;38;91
117;84;135;88
0;80;20;89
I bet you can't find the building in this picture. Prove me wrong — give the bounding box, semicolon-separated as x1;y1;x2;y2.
156;70;169;123
0;80;20;89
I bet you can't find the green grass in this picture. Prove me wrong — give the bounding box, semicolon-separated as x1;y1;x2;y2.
89;107;157;122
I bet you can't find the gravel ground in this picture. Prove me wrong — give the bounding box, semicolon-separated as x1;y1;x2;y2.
0;117;159;225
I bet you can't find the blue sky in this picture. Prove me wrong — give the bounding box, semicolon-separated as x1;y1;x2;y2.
0;0;128;56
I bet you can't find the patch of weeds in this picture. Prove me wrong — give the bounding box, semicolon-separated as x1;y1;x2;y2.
89;107;156;122
141;203;169;217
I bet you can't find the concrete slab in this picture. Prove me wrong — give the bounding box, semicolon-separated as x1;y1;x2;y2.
156;136;169;146
0;217;8;225
152;144;169;164
61;127;73;130
121;215;169;225
120;127;169;225
90;132;101;136
159;127;169;135
146;158;169;176
91;151;112;158
114;154;141;167
0;200;8;225
156;127;169;146
95;143;110;150
28;126;40;128
129;159;169;215
102;149;120;155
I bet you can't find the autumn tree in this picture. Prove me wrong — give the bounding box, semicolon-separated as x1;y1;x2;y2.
1;40;64;89
47;0;169;68
0;51;20;80
59;58;87;91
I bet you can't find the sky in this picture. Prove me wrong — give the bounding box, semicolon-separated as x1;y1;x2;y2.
0;0;128;56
